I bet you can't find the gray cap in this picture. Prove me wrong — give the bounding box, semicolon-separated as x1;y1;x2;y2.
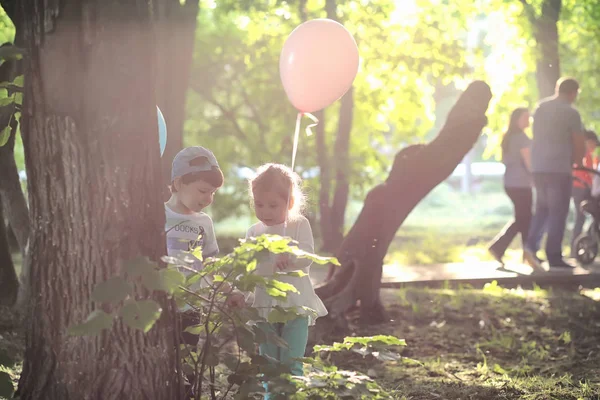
171;146;220;181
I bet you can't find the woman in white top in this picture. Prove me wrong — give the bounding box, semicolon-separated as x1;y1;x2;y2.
244;163;327;395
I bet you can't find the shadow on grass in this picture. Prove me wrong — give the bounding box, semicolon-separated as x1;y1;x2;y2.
324;284;600;399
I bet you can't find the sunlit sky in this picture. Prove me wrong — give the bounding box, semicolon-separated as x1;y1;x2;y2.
391;0;527;123
392;0;525;88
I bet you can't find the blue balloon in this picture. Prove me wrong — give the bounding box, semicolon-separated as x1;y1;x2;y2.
157;106;167;156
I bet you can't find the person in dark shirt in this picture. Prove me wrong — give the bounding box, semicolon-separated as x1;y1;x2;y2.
523;78;585;269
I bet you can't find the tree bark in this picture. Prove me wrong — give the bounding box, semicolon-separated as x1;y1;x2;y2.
521;0;562;98
314;108;333;246
328;88;353;250
17;1;178;399
0;205;18;306
155;0;200;191
315;81;492;326
317;0;353;254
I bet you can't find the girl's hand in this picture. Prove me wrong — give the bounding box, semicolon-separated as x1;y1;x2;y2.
275;254;292;271
225;291;246;309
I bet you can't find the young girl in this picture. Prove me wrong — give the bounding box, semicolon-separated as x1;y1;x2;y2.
246;163;327;381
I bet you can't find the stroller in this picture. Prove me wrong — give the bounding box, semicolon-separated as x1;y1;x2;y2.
572;166;600;265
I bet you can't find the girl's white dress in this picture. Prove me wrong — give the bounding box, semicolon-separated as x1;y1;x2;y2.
246;216;328;325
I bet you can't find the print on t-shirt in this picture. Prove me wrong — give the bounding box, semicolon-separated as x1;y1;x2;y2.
165;207;218;273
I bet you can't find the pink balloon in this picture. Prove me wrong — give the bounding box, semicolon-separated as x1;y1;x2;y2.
280;19;359;113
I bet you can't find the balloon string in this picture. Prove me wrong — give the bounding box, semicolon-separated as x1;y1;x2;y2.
285;112;319;239
291;112;302;171
303;112;319;136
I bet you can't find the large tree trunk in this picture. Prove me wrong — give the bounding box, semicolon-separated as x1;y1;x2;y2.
315;81;492;326
156;0;200;191
16;1;178;399
327;88;353;251
0;205;18;306
521;0;562;98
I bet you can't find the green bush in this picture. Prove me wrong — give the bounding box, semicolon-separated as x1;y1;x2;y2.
70;235;406;399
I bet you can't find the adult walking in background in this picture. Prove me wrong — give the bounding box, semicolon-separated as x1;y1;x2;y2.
524;77;586;270
570;130;599;257
488;108;532;265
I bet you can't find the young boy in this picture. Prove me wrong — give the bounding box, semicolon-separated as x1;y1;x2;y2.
165;146;223;345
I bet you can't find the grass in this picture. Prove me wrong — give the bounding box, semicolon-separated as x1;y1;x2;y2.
0;306;23;398
329;284;600;399
2;274;599;398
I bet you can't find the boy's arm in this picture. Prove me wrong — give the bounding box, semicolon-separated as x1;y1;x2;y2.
202;217;219;259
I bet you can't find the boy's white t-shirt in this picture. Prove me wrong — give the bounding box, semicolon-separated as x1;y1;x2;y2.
165;204;219;274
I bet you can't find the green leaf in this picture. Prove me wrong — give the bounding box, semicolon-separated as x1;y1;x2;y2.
234;306;263;323
0;125;10;147
13;75;23;87
142;268;186;294
160;268;185;294
313;335;406;354
181;362;195;377
184;324;204;335
235;326;255;353
227;373;245;386
0;371;13;399
267;306;299;324
252;324;268;344
269;278;299;294
246;259;257;272
344;335;407;347
91;276;132;304
191;245;203;261
265;287;287;299
0;94;14;106
282;270;307;278
141;269;163;292
120;299;162;333
123;256;157;277
266;331;289;349
493;363;508;375
0;349;14;368
0;45;24;61
68;310;113;336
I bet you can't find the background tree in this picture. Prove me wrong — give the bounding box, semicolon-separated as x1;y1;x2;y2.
520;0;562;99
155;0;201;189
315;81;492;325
16;1;178;398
